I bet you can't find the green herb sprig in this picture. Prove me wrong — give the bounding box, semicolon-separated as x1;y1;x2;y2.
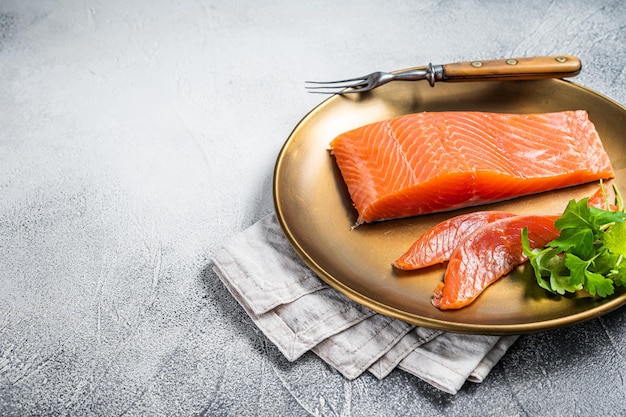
522;184;626;297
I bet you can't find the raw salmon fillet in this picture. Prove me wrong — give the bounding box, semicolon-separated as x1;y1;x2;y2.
432;214;560;310
330;110;614;224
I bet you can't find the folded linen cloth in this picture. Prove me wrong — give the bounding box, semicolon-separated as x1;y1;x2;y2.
211;214;519;394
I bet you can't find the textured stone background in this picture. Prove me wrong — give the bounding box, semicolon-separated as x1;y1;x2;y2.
1;1;625;415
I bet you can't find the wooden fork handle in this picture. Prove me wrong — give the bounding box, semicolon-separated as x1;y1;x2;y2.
440;55;581;81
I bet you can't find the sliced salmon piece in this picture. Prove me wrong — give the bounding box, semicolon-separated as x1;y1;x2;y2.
330;111;614;224
432;214;559;310
587;182;618;211
392;211;517;270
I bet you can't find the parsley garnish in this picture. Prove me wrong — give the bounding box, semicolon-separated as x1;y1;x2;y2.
522;185;626;297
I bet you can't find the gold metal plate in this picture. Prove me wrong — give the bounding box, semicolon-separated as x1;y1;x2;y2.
273;77;626;335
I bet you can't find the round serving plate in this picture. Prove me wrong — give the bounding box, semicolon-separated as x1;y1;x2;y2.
273;76;626;334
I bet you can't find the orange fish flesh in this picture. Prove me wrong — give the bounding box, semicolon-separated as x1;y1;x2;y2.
330;111;614;225
587;182;618;211
392;211;516;270
431;214;560;310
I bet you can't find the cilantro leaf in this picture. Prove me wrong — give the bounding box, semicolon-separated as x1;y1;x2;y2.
594;250;622;276
554;198;592;231
522;227;552;292
564;253;615;297
550;268;583;295
522;228;579;294
609;258;626;287
603;221;626;256
588;206;626;230
563;253;589;287
547;227;594;259
585;270;615;297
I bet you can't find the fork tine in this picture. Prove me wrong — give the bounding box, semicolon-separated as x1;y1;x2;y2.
305;88;346;94
304;84;352;89
305;80;368;94
304;75;368;84
305;85;364;94
305;84;371;94
304;84;358;91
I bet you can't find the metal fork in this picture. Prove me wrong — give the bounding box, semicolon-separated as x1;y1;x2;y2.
306;64;440;94
305;55;581;94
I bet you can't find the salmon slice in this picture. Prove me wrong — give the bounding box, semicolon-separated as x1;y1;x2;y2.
330;110;614;224
392;211;517;270
431;214;559;310
587;182;618;211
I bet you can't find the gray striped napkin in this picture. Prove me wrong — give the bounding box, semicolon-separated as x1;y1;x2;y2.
211;214;518;394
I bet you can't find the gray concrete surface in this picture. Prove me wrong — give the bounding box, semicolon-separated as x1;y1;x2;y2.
1;1;625;415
